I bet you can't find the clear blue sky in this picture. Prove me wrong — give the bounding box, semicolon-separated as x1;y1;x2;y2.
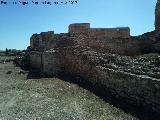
0;0;157;50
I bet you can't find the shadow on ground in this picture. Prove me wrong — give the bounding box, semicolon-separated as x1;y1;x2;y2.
27;70;160;120
27;70;42;79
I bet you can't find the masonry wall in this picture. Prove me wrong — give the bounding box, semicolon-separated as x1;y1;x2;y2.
88;37;131;54
89;28;130;39
29;22;160;61
71;33;153;55
28;0;160;114
30;31;54;50
30;34;41;49
30;23;156;55
29;51;42;69
96;67;160;112
30;32;74;51
69;23;90;34
29;50;160;112
61;52;160;112
67;24;132;55
88;28;131;54
42;51;62;75
29;51;62;75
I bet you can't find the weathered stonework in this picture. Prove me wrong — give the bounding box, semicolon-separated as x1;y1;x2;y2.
29;52;42;69
29;47;160;113
69;23;90;34
30;31;54;50
28;0;160;114
30;23;157;55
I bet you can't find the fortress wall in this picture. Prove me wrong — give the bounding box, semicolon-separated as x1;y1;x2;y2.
30;34;42;49
96;67;160;112
89;27;130;39
28;0;160;113
30;23;154;55
29;51;42;69
42;51;62;75
30;31;154;55
87;34;154;55
29;51;62;75
29;49;160;112
41;31;54;40
61;52;160;112
30;33;74;51
68;26;132;55
30;31;54;50
88;38;131;55
30;23;157;55
68;23;130;38
68;23;90;34
129;32;156;54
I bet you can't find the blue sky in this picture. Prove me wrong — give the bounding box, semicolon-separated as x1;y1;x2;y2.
0;0;157;50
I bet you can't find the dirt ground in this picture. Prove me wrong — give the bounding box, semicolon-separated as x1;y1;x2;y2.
0;56;137;120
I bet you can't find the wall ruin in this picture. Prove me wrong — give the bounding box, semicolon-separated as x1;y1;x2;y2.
69;23;90;34
28;0;160;115
29;48;160;113
89;27;130;39
30;22;156;55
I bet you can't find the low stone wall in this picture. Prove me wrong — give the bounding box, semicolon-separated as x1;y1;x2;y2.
29;49;160;113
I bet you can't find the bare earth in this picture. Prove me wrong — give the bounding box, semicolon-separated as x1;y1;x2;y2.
0;56;137;120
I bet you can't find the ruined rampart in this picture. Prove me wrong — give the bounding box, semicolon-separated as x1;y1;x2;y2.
30;22;157;55
28;0;160;115
29;48;160;113
89;27;130;39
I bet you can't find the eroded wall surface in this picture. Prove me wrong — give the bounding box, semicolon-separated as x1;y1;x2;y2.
30;22;157;55
29;48;160;113
28;0;160;114
42;51;62;75
29;51;42;69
